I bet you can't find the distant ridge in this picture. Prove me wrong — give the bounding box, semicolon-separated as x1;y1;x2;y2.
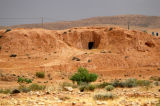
1;15;160;30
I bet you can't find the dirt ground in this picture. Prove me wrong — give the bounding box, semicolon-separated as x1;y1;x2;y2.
0;26;160;105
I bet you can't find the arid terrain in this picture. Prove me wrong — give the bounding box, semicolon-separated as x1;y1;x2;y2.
1;15;160;30
0;25;160;105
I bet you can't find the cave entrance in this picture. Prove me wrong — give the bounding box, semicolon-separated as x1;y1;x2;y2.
88;42;94;49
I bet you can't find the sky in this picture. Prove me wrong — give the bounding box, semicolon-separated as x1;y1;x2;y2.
0;0;160;25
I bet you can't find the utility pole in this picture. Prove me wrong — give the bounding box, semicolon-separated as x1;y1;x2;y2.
128;21;130;30
41;17;44;28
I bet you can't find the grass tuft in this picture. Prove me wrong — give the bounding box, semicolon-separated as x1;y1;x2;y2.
94;92;115;100
36;72;45;78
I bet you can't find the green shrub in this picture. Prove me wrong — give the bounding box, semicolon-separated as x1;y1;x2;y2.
0;35;2;38
87;84;96;91
105;85;114;91
96;82;111;88
94;92;115;100
18;84;45;92
112;80;126;88
0;89;11;94
29;83;46;91
125;78;137;88
0;46;1;50
36;72;45;78
111;79;151;88
136;80;151;86
112;79;137;88
112;80;121;87
79;84;96;92
70;67;98;85
79;85;86;92
18;77;32;84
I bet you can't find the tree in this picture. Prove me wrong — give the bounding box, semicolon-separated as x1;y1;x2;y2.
70;67;98;85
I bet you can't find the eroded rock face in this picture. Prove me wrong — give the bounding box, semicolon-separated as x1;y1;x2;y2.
0;26;158;53
62;30;101;49
59;26;157;53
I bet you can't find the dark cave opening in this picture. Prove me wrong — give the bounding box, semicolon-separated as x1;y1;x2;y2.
88;42;94;49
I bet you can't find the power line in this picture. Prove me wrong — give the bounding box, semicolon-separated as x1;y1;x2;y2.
41;17;44;28
0;17;63;27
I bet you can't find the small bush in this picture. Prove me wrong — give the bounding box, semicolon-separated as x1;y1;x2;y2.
18;84;46;92
109;27;113;31
79;85;85;92
112;80;121;87
0;89;11;94
105;85;114;91
143;30;147;33
111;79;151;88
125;78;137;88
154;81;160;86
112;80;126;88
70;67;98;85
63;32;67;34
87;84;96;91
112;79;137;88
150;76;160;81
29;83;46;91
79;84;96;92
136;80;151;86
18;85;30;93
0;46;1;50
0;35;2;38
10;54;17;57
96;82;111;88
36;72;45;78
94;92;115;100
5;29;11;33
18;77;32;84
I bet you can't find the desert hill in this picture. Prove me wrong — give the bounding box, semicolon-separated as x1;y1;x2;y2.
1;26;160;105
0;26;160;78
1;15;160;30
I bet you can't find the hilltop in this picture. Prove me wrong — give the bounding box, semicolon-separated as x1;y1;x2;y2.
1;15;160;30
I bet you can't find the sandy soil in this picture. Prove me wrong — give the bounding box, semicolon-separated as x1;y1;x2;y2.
0;26;160;105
